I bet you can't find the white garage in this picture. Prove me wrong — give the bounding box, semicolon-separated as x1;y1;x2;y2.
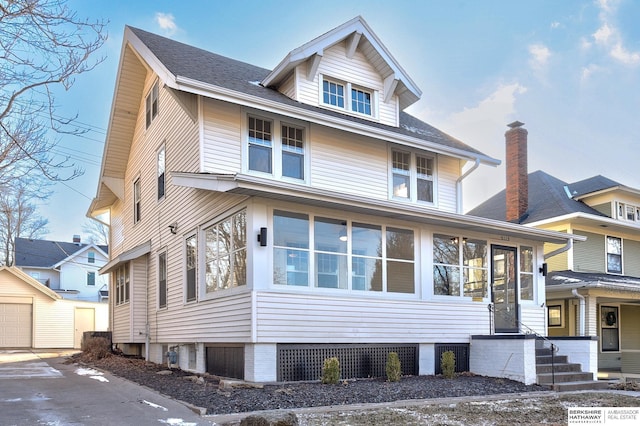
0;300;33;347
0;266;108;349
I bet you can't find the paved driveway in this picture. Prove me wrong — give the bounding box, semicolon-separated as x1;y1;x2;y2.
0;350;211;425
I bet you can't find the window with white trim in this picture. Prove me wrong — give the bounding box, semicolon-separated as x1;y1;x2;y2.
616;201;640;223
204;210;246;293
433;235;487;298
145;81;159;129
246;114;306;181
88;251;95;264
157;144;165;200
133;178;141;224
321;77;375;117
115;263;130;305
158;251;167;308
185;234;197;302
87;272;96;286
520;246;534;300
273;210;414;294
391;149;435;204
606;236;622;274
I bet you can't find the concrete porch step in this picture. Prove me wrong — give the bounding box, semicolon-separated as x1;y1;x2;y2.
538;371;595;384
536;355;568;364
550;380;611;392
536;363;582;374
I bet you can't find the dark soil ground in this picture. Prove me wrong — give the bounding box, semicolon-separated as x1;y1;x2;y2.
68;352;552;416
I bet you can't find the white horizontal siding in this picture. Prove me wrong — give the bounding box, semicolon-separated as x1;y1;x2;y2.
310;125;388;199
519;305;546;336
437;156;460;213
201;98;242;173
255;292;490;343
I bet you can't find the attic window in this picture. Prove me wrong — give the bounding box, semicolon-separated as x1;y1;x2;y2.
320;76;374;117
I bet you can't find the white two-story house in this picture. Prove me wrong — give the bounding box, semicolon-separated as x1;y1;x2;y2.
89;17;581;383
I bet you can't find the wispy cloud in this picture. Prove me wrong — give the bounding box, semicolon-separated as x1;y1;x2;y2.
529;44;551;68
155;12;178;36
592;0;640;65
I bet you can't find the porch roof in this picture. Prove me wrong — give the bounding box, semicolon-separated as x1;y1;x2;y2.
172;172;585;245
547;270;640;294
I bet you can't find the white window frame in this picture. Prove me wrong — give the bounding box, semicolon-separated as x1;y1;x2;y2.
271;209;417;296
243;111;309;183
157;143;166;201
87;271;96;286
158;250;167;309
389;147;437;205
133;177;141;224
432;234;488;299
145;80;159;129
319;74;378;119
616;201;640;223
88;251;95;264
185;233;197;303
606;235;623;274
115;263;130;305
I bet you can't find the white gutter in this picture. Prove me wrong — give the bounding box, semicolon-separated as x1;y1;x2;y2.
544;238;573;260
572;289;586;336
456;158;481;214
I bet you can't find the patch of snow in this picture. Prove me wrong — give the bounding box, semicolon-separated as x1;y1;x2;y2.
158;419;197;426
75;367;109;382
142;400;168;411
551;275;582;282
249;81;261;86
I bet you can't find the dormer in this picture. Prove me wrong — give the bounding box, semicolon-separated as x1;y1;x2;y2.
261;16;421;127
567;175;640;225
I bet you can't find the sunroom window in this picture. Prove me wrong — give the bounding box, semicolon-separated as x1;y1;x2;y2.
433;234;487;298
273;210;414;294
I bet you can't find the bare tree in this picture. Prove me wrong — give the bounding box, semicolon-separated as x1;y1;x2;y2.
82;218;109;246
0;0;107;183
0;181;49;266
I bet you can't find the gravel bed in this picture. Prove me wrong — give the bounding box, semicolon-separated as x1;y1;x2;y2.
68;353;549;415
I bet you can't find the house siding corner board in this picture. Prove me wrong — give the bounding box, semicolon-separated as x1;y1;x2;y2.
296;41;397;127
255;292;490;343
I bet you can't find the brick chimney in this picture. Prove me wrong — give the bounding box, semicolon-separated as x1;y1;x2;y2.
505;121;528;222
73;234;81;244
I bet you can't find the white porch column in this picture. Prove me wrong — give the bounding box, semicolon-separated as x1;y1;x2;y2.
419;343;435;375
245;343;277;382
584;296;598;336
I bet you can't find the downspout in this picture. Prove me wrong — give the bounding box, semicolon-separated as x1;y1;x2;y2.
456;158;481;214
572;289;586;336
544;238;573;260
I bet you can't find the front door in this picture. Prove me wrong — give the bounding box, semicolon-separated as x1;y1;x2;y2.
491;245;519;333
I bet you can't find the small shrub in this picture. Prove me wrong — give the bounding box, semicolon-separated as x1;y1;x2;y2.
385;352;402;382
441;350;456;379
321;357;340;384
83;337;111;360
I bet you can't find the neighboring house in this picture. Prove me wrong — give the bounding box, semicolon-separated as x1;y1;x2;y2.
469;122;640;377
0;266;108;348
14;236;109;303
88;17;579;383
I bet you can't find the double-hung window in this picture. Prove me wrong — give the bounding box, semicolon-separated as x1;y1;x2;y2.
248;116;272;173
247;114;306;181
145;81;159;128
88;251;95;264
607;236;622;274
391;149;435;204
87;272;96;286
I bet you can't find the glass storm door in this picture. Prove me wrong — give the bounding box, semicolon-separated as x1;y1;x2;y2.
491;245;519;333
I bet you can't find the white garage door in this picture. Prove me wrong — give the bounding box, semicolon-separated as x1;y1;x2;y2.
0;303;33;347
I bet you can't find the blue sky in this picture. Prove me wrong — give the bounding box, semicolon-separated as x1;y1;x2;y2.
45;0;640;242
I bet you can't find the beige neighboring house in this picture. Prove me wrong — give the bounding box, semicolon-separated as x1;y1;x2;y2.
469;123;640;378
0;266;108;349
88;17;584;384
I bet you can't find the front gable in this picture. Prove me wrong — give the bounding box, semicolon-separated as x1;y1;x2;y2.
262;16;420;127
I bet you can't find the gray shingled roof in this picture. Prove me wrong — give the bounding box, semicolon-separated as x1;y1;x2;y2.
14;238;108;268
566;175;621;198
128;26;490;159
547;270;640;290
467;170;607;224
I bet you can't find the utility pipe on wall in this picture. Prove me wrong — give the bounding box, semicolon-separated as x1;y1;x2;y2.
572;288;585;336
